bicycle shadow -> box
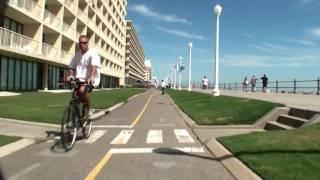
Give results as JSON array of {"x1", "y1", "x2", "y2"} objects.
[{"x1": 46, "y1": 130, "x2": 84, "y2": 153}]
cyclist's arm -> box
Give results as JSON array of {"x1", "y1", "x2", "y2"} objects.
[{"x1": 67, "y1": 68, "x2": 76, "y2": 81}]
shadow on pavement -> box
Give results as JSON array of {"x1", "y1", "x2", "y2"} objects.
[{"x1": 153, "y1": 147, "x2": 234, "y2": 162}]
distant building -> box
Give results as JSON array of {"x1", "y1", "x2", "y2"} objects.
[
  {"x1": 144, "y1": 60, "x2": 152, "y2": 82},
  {"x1": 125, "y1": 20, "x2": 145, "y2": 86},
  {"x1": 0, "y1": 0, "x2": 127, "y2": 91}
]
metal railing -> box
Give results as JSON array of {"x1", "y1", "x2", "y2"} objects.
[
  {"x1": 0, "y1": 27, "x2": 39, "y2": 55},
  {"x1": 192, "y1": 79, "x2": 320, "y2": 95}
]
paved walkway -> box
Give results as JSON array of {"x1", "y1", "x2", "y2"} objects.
[
  {"x1": 0, "y1": 90, "x2": 235, "y2": 180},
  {"x1": 193, "y1": 88, "x2": 320, "y2": 111}
]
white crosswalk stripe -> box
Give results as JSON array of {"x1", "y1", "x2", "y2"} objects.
[
  {"x1": 174, "y1": 129, "x2": 195, "y2": 143},
  {"x1": 82, "y1": 130, "x2": 107, "y2": 144},
  {"x1": 146, "y1": 130, "x2": 163, "y2": 144},
  {"x1": 111, "y1": 130, "x2": 134, "y2": 144}
]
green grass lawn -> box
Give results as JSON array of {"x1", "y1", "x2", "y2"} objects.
[
  {"x1": 0, "y1": 135, "x2": 21, "y2": 147},
  {"x1": 0, "y1": 89, "x2": 145, "y2": 124},
  {"x1": 218, "y1": 123, "x2": 320, "y2": 180},
  {"x1": 167, "y1": 90, "x2": 283, "y2": 125}
]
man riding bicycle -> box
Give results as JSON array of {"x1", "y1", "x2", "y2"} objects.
[{"x1": 67, "y1": 35, "x2": 101, "y2": 118}]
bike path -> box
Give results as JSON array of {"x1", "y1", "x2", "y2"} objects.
[{"x1": 1, "y1": 89, "x2": 234, "y2": 180}]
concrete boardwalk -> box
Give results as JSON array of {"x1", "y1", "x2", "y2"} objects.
[
  {"x1": 194, "y1": 89, "x2": 320, "y2": 111},
  {"x1": 0, "y1": 90, "x2": 235, "y2": 180}
]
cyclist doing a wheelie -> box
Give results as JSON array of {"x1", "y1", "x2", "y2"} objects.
[{"x1": 67, "y1": 35, "x2": 101, "y2": 117}]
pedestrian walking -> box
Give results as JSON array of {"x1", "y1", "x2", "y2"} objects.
[
  {"x1": 260, "y1": 74, "x2": 269, "y2": 93},
  {"x1": 161, "y1": 80, "x2": 166, "y2": 95},
  {"x1": 202, "y1": 76, "x2": 208, "y2": 90},
  {"x1": 250, "y1": 76, "x2": 258, "y2": 92}
]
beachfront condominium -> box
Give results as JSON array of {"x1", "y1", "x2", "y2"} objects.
[
  {"x1": 0, "y1": 0, "x2": 127, "y2": 91},
  {"x1": 125, "y1": 20, "x2": 145, "y2": 86}
]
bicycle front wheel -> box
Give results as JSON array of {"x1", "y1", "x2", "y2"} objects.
[
  {"x1": 61, "y1": 105, "x2": 78, "y2": 151},
  {"x1": 82, "y1": 105, "x2": 92, "y2": 139}
]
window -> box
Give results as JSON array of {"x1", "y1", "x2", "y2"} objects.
[
  {"x1": 27, "y1": 62, "x2": 33, "y2": 90},
  {"x1": 0, "y1": 56, "x2": 7, "y2": 90},
  {"x1": 7, "y1": 58, "x2": 15, "y2": 91},
  {"x1": 21, "y1": 61, "x2": 27, "y2": 90},
  {"x1": 15, "y1": 60, "x2": 21, "y2": 90}
]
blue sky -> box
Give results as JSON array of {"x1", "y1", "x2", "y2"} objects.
[{"x1": 127, "y1": 0, "x2": 320, "y2": 84}]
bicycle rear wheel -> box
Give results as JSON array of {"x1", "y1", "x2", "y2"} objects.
[
  {"x1": 82, "y1": 105, "x2": 92, "y2": 139},
  {"x1": 61, "y1": 105, "x2": 78, "y2": 150}
]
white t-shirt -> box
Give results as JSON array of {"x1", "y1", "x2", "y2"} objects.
[
  {"x1": 161, "y1": 82, "x2": 166, "y2": 88},
  {"x1": 69, "y1": 48, "x2": 101, "y2": 87},
  {"x1": 203, "y1": 78, "x2": 208, "y2": 86}
]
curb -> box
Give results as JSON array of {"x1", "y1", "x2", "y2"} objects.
[
  {"x1": 167, "y1": 94, "x2": 262, "y2": 180},
  {"x1": 0, "y1": 138, "x2": 36, "y2": 159}
]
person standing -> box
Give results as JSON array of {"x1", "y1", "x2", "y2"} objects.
[
  {"x1": 260, "y1": 74, "x2": 269, "y2": 93},
  {"x1": 202, "y1": 76, "x2": 208, "y2": 90},
  {"x1": 242, "y1": 76, "x2": 249, "y2": 92},
  {"x1": 250, "y1": 76, "x2": 258, "y2": 92}
]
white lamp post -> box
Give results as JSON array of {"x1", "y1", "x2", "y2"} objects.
[
  {"x1": 171, "y1": 66, "x2": 174, "y2": 89},
  {"x1": 188, "y1": 42, "x2": 193, "y2": 91},
  {"x1": 178, "y1": 56, "x2": 182, "y2": 90},
  {"x1": 174, "y1": 64, "x2": 177, "y2": 90},
  {"x1": 213, "y1": 4, "x2": 222, "y2": 96}
]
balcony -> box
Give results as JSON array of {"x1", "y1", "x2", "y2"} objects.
[
  {"x1": 77, "y1": 9, "x2": 88, "y2": 24},
  {"x1": 62, "y1": 22, "x2": 75, "y2": 40},
  {"x1": 60, "y1": 50, "x2": 73, "y2": 65},
  {"x1": 0, "y1": 27, "x2": 40, "y2": 56},
  {"x1": 42, "y1": 43, "x2": 60, "y2": 60},
  {"x1": 7, "y1": 0, "x2": 42, "y2": 21},
  {"x1": 43, "y1": 10, "x2": 61, "y2": 32},
  {"x1": 63, "y1": 0, "x2": 76, "y2": 14}
]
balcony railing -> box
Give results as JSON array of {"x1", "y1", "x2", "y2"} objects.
[
  {"x1": 60, "y1": 50, "x2": 73, "y2": 64},
  {"x1": 44, "y1": 9, "x2": 61, "y2": 31},
  {"x1": 62, "y1": 22, "x2": 75, "y2": 39},
  {"x1": 63, "y1": 0, "x2": 76, "y2": 13},
  {"x1": 42, "y1": 43, "x2": 59, "y2": 60},
  {"x1": 77, "y1": 9, "x2": 88, "y2": 24},
  {"x1": 8, "y1": 0, "x2": 42, "y2": 20},
  {"x1": 0, "y1": 27, "x2": 39, "y2": 56}
]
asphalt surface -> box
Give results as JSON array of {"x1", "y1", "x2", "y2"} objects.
[{"x1": 0, "y1": 89, "x2": 234, "y2": 180}]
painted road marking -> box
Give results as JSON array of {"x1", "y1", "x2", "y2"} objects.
[
  {"x1": 8, "y1": 163, "x2": 41, "y2": 180},
  {"x1": 109, "y1": 147, "x2": 205, "y2": 154},
  {"x1": 85, "y1": 146, "x2": 205, "y2": 180},
  {"x1": 174, "y1": 129, "x2": 195, "y2": 143},
  {"x1": 92, "y1": 125, "x2": 131, "y2": 129},
  {"x1": 83, "y1": 130, "x2": 107, "y2": 144},
  {"x1": 152, "y1": 123, "x2": 175, "y2": 127},
  {"x1": 146, "y1": 130, "x2": 163, "y2": 144},
  {"x1": 111, "y1": 130, "x2": 134, "y2": 144},
  {"x1": 129, "y1": 93, "x2": 154, "y2": 127}
]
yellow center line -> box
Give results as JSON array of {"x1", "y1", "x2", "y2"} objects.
[
  {"x1": 129, "y1": 93, "x2": 154, "y2": 128},
  {"x1": 85, "y1": 152, "x2": 113, "y2": 180},
  {"x1": 85, "y1": 93, "x2": 154, "y2": 180}
]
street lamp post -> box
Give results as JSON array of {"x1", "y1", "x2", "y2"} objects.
[
  {"x1": 171, "y1": 66, "x2": 174, "y2": 89},
  {"x1": 174, "y1": 64, "x2": 177, "y2": 90},
  {"x1": 213, "y1": 4, "x2": 222, "y2": 96},
  {"x1": 178, "y1": 56, "x2": 182, "y2": 90},
  {"x1": 188, "y1": 42, "x2": 193, "y2": 92}
]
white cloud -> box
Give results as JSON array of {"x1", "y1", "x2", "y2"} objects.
[
  {"x1": 243, "y1": 33, "x2": 255, "y2": 38},
  {"x1": 298, "y1": 0, "x2": 316, "y2": 5},
  {"x1": 262, "y1": 43, "x2": 289, "y2": 51},
  {"x1": 129, "y1": 4, "x2": 191, "y2": 24},
  {"x1": 310, "y1": 27, "x2": 320, "y2": 37},
  {"x1": 221, "y1": 54, "x2": 320, "y2": 67},
  {"x1": 287, "y1": 38, "x2": 316, "y2": 46},
  {"x1": 154, "y1": 25, "x2": 204, "y2": 40}
]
